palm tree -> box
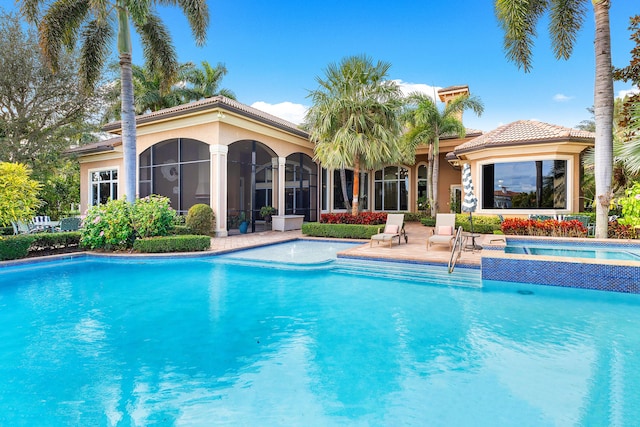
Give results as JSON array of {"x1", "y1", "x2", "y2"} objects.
[
  {"x1": 22, "y1": 0, "x2": 209, "y2": 203},
  {"x1": 186, "y1": 61, "x2": 236, "y2": 100},
  {"x1": 403, "y1": 93, "x2": 483, "y2": 216},
  {"x1": 305, "y1": 55, "x2": 405, "y2": 215},
  {"x1": 495, "y1": 0, "x2": 613, "y2": 238}
]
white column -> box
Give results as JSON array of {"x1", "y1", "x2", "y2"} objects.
[
  {"x1": 210, "y1": 144, "x2": 228, "y2": 237},
  {"x1": 271, "y1": 157, "x2": 279, "y2": 209},
  {"x1": 278, "y1": 157, "x2": 286, "y2": 215}
]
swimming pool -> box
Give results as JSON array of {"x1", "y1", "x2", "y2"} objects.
[
  {"x1": 505, "y1": 242, "x2": 640, "y2": 261},
  {"x1": 1, "y1": 243, "x2": 640, "y2": 426}
]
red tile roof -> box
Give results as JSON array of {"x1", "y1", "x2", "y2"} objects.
[{"x1": 453, "y1": 120, "x2": 595, "y2": 154}]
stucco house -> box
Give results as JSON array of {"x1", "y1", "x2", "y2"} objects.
[{"x1": 69, "y1": 86, "x2": 594, "y2": 236}]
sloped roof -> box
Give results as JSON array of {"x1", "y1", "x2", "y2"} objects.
[
  {"x1": 440, "y1": 128, "x2": 483, "y2": 140},
  {"x1": 66, "y1": 137, "x2": 122, "y2": 155},
  {"x1": 453, "y1": 120, "x2": 594, "y2": 155},
  {"x1": 102, "y1": 95, "x2": 309, "y2": 138}
]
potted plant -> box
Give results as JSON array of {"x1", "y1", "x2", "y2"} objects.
[
  {"x1": 238, "y1": 211, "x2": 249, "y2": 234},
  {"x1": 260, "y1": 206, "x2": 276, "y2": 223}
]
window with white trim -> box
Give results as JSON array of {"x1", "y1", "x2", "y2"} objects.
[{"x1": 90, "y1": 169, "x2": 118, "y2": 206}]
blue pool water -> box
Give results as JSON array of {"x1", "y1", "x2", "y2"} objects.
[
  {"x1": 1, "y1": 245, "x2": 640, "y2": 426},
  {"x1": 505, "y1": 243, "x2": 640, "y2": 261}
]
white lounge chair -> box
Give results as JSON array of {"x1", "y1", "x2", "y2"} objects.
[
  {"x1": 427, "y1": 213, "x2": 456, "y2": 250},
  {"x1": 370, "y1": 214, "x2": 407, "y2": 248}
]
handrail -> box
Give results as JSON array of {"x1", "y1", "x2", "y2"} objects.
[{"x1": 448, "y1": 226, "x2": 464, "y2": 274}]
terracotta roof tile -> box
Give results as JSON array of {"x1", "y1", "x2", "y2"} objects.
[
  {"x1": 66, "y1": 137, "x2": 122, "y2": 155},
  {"x1": 103, "y1": 96, "x2": 308, "y2": 138},
  {"x1": 453, "y1": 120, "x2": 594, "y2": 154}
]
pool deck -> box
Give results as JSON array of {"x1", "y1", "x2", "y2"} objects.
[{"x1": 211, "y1": 222, "x2": 488, "y2": 267}]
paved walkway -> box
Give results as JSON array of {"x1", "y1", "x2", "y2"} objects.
[{"x1": 210, "y1": 222, "x2": 492, "y2": 267}]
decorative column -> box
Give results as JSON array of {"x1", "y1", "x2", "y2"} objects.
[
  {"x1": 271, "y1": 157, "x2": 279, "y2": 208},
  {"x1": 278, "y1": 157, "x2": 286, "y2": 215},
  {"x1": 210, "y1": 144, "x2": 228, "y2": 237}
]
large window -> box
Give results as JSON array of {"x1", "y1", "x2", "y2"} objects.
[
  {"x1": 374, "y1": 166, "x2": 408, "y2": 211},
  {"x1": 90, "y1": 169, "x2": 118, "y2": 206},
  {"x1": 482, "y1": 160, "x2": 567, "y2": 209},
  {"x1": 139, "y1": 138, "x2": 210, "y2": 215},
  {"x1": 332, "y1": 169, "x2": 369, "y2": 211},
  {"x1": 416, "y1": 164, "x2": 428, "y2": 210}
]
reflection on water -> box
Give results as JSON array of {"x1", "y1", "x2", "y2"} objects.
[{"x1": 0, "y1": 256, "x2": 639, "y2": 425}]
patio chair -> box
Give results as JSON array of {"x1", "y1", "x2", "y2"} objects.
[
  {"x1": 427, "y1": 213, "x2": 456, "y2": 250},
  {"x1": 58, "y1": 217, "x2": 82, "y2": 232},
  {"x1": 14, "y1": 220, "x2": 38, "y2": 234},
  {"x1": 369, "y1": 214, "x2": 407, "y2": 248}
]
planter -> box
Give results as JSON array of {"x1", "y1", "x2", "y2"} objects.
[
  {"x1": 239, "y1": 221, "x2": 249, "y2": 234},
  {"x1": 271, "y1": 215, "x2": 304, "y2": 232}
]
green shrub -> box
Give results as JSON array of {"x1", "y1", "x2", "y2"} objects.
[
  {"x1": 81, "y1": 199, "x2": 135, "y2": 250},
  {"x1": 133, "y1": 235, "x2": 211, "y2": 253},
  {"x1": 131, "y1": 195, "x2": 176, "y2": 238},
  {"x1": 302, "y1": 222, "x2": 380, "y2": 239},
  {"x1": 186, "y1": 204, "x2": 215, "y2": 235},
  {"x1": 31, "y1": 232, "x2": 82, "y2": 250},
  {"x1": 172, "y1": 225, "x2": 193, "y2": 235},
  {"x1": 0, "y1": 162, "x2": 42, "y2": 226},
  {"x1": 617, "y1": 182, "x2": 640, "y2": 227},
  {"x1": 0, "y1": 227, "x2": 13, "y2": 236},
  {"x1": 420, "y1": 214, "x2": 501, "y2": 233},
  {"x1": 0, "y1": 235, "x2": 35, "y2": 260}
]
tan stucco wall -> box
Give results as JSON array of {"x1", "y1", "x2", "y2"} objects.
[{"x1": 78, "y1": 150, "x2": 124, "y2": 213}]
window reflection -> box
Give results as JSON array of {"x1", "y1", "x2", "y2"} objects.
[
  {"x1": 482, "y1": 160, "x2": 567, "y2": 209},
  {"x1": 374, "y1": 166, "x2": 408, "y2": 211}
]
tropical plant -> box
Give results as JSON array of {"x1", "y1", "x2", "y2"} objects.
[
  {"x1": 305, "y1": 55, "x2": 405, "y2": 215},
  {"x1": 130, "y1": 195, "x2": 176, "y2": 238},
  {"x1": 616, "y1": 182, "x2": 640, "y2": 227},
  {"x1": 81, "y1": 199, "x2": 135, "y2": 250},
  {"x1": 495, "y1": 0, "x2": 614, "y2": 238},
  {"x1": 0, "y1": 162, "x2": 42, "y2": 226},
  {"x1": 403, "y1": 92, "x2": 483, "y2": 216},
  {"x1": 23, "y1": 0, "x2": 209, "y2": 205},
  {"x1": 186, "y1": 61, "x2": 236, "y2": 100}
]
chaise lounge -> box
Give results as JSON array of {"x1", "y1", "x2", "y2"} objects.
[
  {"x1": 370, "y1": 214, "x2": 407, "y2": 248},
  {"x1": 427, "y1": 213, "x2": 456, "y2": 250}
]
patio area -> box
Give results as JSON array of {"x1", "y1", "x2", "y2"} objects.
[{"x1": 210, "y1": 221, "x2": 488, "y2": 267}]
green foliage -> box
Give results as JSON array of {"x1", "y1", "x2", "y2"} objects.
[
  {"x1": 0, "y1": 162, "x2": 43, "y2": 225},
  {"x1": 172, "y1": 225, "x2": 193, "y2": 235},
  {"x1": 0, "y1": 227, "x2": 13, "y2": 236},
  {"x1": 81, "y1": 199, "x2": 135, "y2": 250},
  {"x1": 260, "y1": 206, "x2": 276, "y2": 217},
  {"x1": 302, "y1": 223, "x2": 380, "y2": 239},
  {"x1": 133, "y1": 235, "x2": 211, "y2": 253},
  {"x1": 0, "y1": 235, "x2": 35, "y2": 260},
  {"x1": 618, "y1": 182, "x2": 640, "y2": 227},
  {"x1": 31, "y1": 232, "x2": 82, "y2": 250},
  {"x1": 186, "y1": 204, "x2": 215, "y2": 235},
  {"x1": 35, "y1": 160, "x2": 80, "y2": 220},
  {"x1": 131, "y1": 195, "x2": 176, "y2": 238},
  {"x1": 421, "y1": 214, "x2": 501, "y2": 233}
]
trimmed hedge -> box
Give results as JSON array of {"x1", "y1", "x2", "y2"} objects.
[
  {"x1": 0, "y1": 235, "x2": 36, "y2": 260},
  {"x1": 133, "y1": 235, "x2": 211, "y2": 253},
  {"x1": 421, "y1": 214, "x2": 501, "y2": 233},
  {"x1": 172, "y1": 225, "x2": 193, "y2": 235},
  {"x1": 302, "y1": 222, "x2": 380, "y2": 239},
  {"x1": 0, "y1": 226, "x2": 13, "y2": 236},
  {"x1": 31, "y1": 232, "x2": 82, "y2": 250}
]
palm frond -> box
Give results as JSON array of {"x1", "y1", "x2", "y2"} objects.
[
  {"x1": 549, "y1": 0, "x2": 586, "y2": 60},
  {"x1": 133, "y1": 12, "x2": 178, "y2": 92},
  {"x1": 79, "y1": 18, "x2": 114, "y2": 92},
  {"x1": 39, "y1": 0, "x2": 89, "y2": 72}
]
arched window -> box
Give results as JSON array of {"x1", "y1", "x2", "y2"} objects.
[
  {"x1": 139, "y1": 138, "x2": 210, "y2": 214},
  {"x1": 374, "y1": 166, "x2": 408, "y2": 211}
]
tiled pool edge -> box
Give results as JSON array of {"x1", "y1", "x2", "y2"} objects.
[{"x1": 482, "y1": 237, "x2": 640, "y2": 294}]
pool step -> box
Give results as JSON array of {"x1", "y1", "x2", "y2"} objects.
[{"x1": 332, "y1": 258, "x2": 482, "y2": 288}]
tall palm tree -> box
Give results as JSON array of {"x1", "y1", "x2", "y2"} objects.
[
  {"x1": 186, "y1": 61, "x2": 236, "y2": 100},
  {"x1": 403, "y1": 93, "x2": 483, "y2": 216},
  {"x1": 305, "y1": 55, "x2": 405, "y2": 215},
  {"x1": 495, "y1": 0, "x2": 613, "y2": 238},
  {"x1": 21, "y1": 0, "x2": 209, "y2": 203}
]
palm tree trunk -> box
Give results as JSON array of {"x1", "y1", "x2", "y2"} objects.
[
  {"x1": 120, "y1": 53, "x2": 137, "y2": 203},
  {"x1": 593, "y1": 0, "x2": 614, "y2": 238},
  {"x1": 117, "y1": 2, "x2": 137, "y2": 203},
  {"x1": 352, "y1": 157, "x2": 360, "y2": 216},
  {"x1": 427, "y1": 145, "x2": 434, "y2": 215},
  {"x1": 339, "y1": 168, "x2": 351, "y2": 211}
]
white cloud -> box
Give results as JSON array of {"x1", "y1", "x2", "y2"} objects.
[
  {"x1": 392, "y1": 80, "x2": 442, "y2": 101},
  {"x1": 618, "y1": 87, "x2": 639, "y2": 99},
  {"x1": 553, "y1": 93, "x2": 573, "y2": 102},
  {"x1": 251, "y1": 101, "x2": 308, "y2": 124}
]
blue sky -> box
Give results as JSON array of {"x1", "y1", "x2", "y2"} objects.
[{"x1": 17, "y1": 0, "x2": 640, "y2": 132}]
